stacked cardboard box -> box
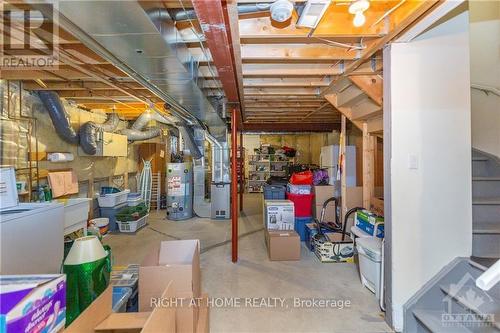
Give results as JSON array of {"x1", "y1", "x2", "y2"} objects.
[
  {"x1": 355, "y1": 210, "x2": 385, "y2": 238},
  {"x1": 264, "y1": 200, "x2": 300, "y2": 261},
  {"x1": 313, "y1": 185, "x2": 336, "y2": 223},
  {"x1": 139, "y1": 239, "x2": 208, "y2": 333}
]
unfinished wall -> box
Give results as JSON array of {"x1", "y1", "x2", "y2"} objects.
[
  {"x1": 384, "y1": 9, "x2": 472, "y2": 332},
  {"x1": 470, "y1": 1, "x2": 500, "y2": 157},
  {"x1": 250, "y1": 132, "x2": 339, "y2": 165},
  {"x1": 0, "y1": 80, "x2": 140, "y2": 198}
]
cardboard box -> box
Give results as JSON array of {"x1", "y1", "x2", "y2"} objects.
[
  {"x1": 314, "y1": 233, "x2": 355, "y2": 263},
  {"x1": 345, "y1": 186, "x2": 363, "y2": 209},
  {"x1": 65, "y1": 282, "x2": 176, "y2": 333},
  {"x1": 264, "y1": 200, "x2": 295, "y2": 230},
  {"x1": 196, "y1": 294, "x2": 210, "y2": 333},
  {"x1": 355, "y1": 210, "x2": 385, "y2": 238},
  {"x1": 313, "y1": 185, "x2": 336, "y2": 206},
  {"x1": 139, "y1": 240, "x2": 201, "y2": 333},
  {"x1": 313, "y1": 204, "x2": 336, "y2": 223},
  {"x1": 0, "y1": 275, "x2": 66, "y2": 333},
  {"x1": 265, "y1": 230, "x2": 301, "y2": 261}
]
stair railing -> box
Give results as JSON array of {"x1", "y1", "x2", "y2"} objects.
[
  {"x1": 471, "y1": 83, "x2": 500, "y2": 98},
  {"x1": 476, "y1": 258, "x2": 500, "y2": 291}
]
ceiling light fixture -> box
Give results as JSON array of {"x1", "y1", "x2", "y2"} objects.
[
  {"x1": 270, "y1": 0, "x2": 294, "y2": 23},
  {"x1": 349, "y1": 0, "x2": 370, "y2": 27}
]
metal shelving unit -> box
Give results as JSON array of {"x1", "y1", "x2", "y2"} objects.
[{"x1": 247, "y1": 153, "x2": 293, "y2": 193}]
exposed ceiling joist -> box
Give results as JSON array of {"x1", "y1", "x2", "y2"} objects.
[{"x1": 349, "y1": 75, "x2": 383, "y2": 106}]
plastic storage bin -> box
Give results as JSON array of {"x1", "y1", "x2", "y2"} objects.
[
  {"x1": 294, "y1": 216, "x2": 313, "y2": 241},
  {"x1": 101, "y1": 187, "x2": 121, "y2": 194},
  {"x1": 99, "y1": 202, "x2": 127, "y2": 232},
  {"x1": 305, "y1": 223, "x2": 330, "y2": 251},
  {"x1": 287, "y1": 183, "x2": 312, "y2": 195},
  {"x1": 97, "y1": 189, "x2": 130, "y2": 208},
  {"x1": 263, "y1": 184, "x2": 286, "y2": 200},
  {"x1": 127, "y1": 192, "x2": 143, "y2": 206},
  {"x1": 117, "y1": 214, "x2": 148, "y2": 233},
  {"x1": 111, "y1": 264, "x2": 139, "y2": 312},
  {"x1": 286, "y1": 192, "x2": 314, "y2": 217},
  {"x1": 112, "y1": 287, "x2": 132, "y2": 312},
  {"x1": 356, "y1": 237, "x2": 383, "y2": 300}
]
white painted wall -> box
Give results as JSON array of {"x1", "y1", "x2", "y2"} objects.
[
  {"x1": 384, "y1": 10, "x2": 472, "y2": 332},
  {"x1": 470, "y1": 1, "x2": 500, "y2": 157}
]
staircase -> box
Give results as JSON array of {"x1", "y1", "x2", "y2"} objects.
[
  {"x1": 472, "y1": 149, "x2": 500, "y2": 260},
  {"x1": 404, "y1": 258, "x2": 500, "y2": 332}
]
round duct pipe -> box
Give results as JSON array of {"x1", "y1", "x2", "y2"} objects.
[{"x1": 37, "y1": 91, "x2": 79, "y2": 145}]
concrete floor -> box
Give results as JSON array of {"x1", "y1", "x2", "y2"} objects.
[{"x1": 104, "y1": 194, "x2": 391, "y2": 333}]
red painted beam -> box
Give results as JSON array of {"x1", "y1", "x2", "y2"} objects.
[
  {"x1": 242, "y1": 122, "x2": 340, "y2": 132},
  {"x1": 231, "y1": 108, "x2": 239, "y2": 263},
  {"x1": 192, "y1": 0, "x2": 240, "y2": 104},
  {"x1": 239, "y1": 131, "x2": 243, "y2": 212}
]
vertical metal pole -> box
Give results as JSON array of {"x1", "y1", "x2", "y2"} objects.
[
  {"x1": 231, "y1": 108, "x2": 238, "y2": 263},
  {"x1": 239, "y1": 131, "x2": 243, "y2": 212}
]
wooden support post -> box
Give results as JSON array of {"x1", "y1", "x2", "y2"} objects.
[
  {"x1": 362, "y1": 122, "x2": 375, "y2": 209},
  {"x1": 340, "y1": 115, "x2": 347, "y2": 220},
  {"x1": 231, "y1": 109, "x2": 238, "y2": 263},
  {"x1": 123, "y1": 172, "x2": 129, "y2": 189}
]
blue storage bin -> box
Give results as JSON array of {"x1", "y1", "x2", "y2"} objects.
[
  {"x1": 294, "y1": 216, "x2": 313, "y2": 241},
  {"x1": 355, "y1": 218, "x2": 384, "y2": 238},
  {"x1": 305, "y1": 223, "x2": 330, "y2": 251},
  {"x1": 99, "y1": 202, "x2": 128, "y2": 232},
  {"x1": 263, "y1": 184, "x2": 286, "y2": 200}
]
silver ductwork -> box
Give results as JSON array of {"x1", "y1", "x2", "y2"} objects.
[
  {"x1": 37, "y1": 91, "x2": 79, "y2": 145},
  {"x1": 205, "y1": 132, "x2": 223, "y2": 183},
  {"x1": 121, "y1": 108, "x2": 177, "y2": 141},
  {"x1": 168, "y1": 3, "x2": 272, "y2": 22},
  {"x1": 37, "y1": 91, "x2": 120, "y2": 155},
  {"x1": 94, "y1": 113, "x2": 119, "y2": 132},
  {"x1": 178, "y1": 126, "x2": 203, "y2": 159},
  {"x1": 52, "y1": 1, "x2": 227, "y2": 143},
  {"x1": 121, "y1": 128, "x2": 162, "y2": 141}
]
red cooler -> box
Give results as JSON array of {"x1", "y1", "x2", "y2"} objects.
[{"x1": 286, "y1": 192, "x2": 314, "y2": 217}]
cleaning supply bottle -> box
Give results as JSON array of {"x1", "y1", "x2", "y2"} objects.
[{"x1": 38, "y1": 186, "x2": 45, "y2": 202}]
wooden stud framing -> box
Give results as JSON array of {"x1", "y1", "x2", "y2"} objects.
[{"x1": 362, "y1": 122, "x2": 376, "y2": 209}]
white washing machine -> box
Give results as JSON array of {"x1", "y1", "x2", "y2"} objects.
[{"x1": 0, "y1": 168, "x2": 64, "y2": 274}]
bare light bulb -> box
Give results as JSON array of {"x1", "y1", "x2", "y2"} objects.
[{"x1": 353, "y1": 12, "x2": 366, "y2": 27}]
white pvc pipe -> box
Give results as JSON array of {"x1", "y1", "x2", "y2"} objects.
[{"x1": 476, "y1": 259, "x2": 500, "y2": 291}]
